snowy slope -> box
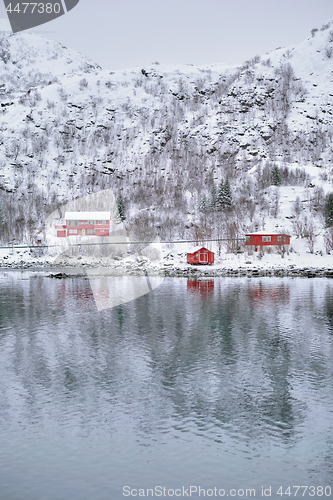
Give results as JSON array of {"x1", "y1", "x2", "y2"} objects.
[
  {"x1": 0, "y1": 16, "x2": 333, "y2": 262},
  {"x1": 0, "y1": 17, "x2": 100, "y2": 95}
]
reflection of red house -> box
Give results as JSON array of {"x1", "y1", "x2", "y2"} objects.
[
  {"x1": 187, "y1": 279, "x2": 214, "y2": 294},
  {"x1": 248, "y1": 284, "x2": 290, "y2": 304},
  {"x1": 187, "y1": 247, "x2": 214, "y2": 265},
  {"x1": 245, "y1": 233, "x2": 290, "y2": 252},
  {"x1": 55, "y1": 212, "x2": 111, "y2": 237},
  {"x1": 56, "y1": 281, "x2": 94, "y2": 307}
]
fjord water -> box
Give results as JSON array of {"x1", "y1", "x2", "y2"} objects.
[{"x1": 0, "y1": 272, "x2": 332, "y2": 500}]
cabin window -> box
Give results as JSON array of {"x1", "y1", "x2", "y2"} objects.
[
  {"x1": 267, "y1": 236, "x2": 271, "y2": 242},
  {"x1": 196, "y1": 254, "x2": 199, "y2": 259},
  {"x1": 246, "y1": 236, "x2": 250, "y2": 242},
  {"x1": 278, "y1": 236, "x2": 282, "y2": 242},
  {"x1": 262, "y1": 236, "x2": 267, "y2": 242}
]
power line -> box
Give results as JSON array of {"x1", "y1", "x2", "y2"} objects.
[{"x1": 0, "y1": 238, "x2": 245, "y2": 250}]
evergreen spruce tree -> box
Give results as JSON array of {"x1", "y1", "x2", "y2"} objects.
[
  {"x1": 223, "y1": 179, "x2": 233, "y2": 209},
  {"x1": 217, "y1": 179, "x2": 233, "y2": 211},
  {"x1": 199, "y1": 195, "x2": 209, "y2": 213},
  {"x1": 117, "y1": 194, "x2": 126, "y2": 222},
  {"x1": 325, "y1": 193, "x2": 333, "y2": 227},
  {"x1": 210, "y1": 185, "x2": 218, "y2": 211},
  {"x1": 216, "y1": 180, "x2": 224, "y2": 211},
  {"x1": 271, "y1": 165, "x2": 282, "y2": 186}
]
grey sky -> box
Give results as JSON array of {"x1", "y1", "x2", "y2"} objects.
[{"x1": 0, "y1": 0, "x2": 332, "y2": 70}]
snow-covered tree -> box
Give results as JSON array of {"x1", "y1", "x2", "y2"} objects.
[
  {"x1": 117, "y1": 194, "x2": 126, "y2": 222},
  {"x1": 325, "y1": 193, "x2": 333, "y2": 227},
  {"x1": 217, "y1": 179, "x2": 233, "y2": 211},
  {"x1": 271, "y1": 165, "x2": 282, "y2": 186},
  {"x1": 199, "y1": 195, "x2": 209, "y2": 213}
]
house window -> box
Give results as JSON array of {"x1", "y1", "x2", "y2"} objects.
[
  {"x1": 102, "y1": 220, "x2": 106, "y2": 224},
  {"x1": 278, "y1": 236, "x2": 282, "y2": 242},
  {"x1": 88, "y1": 229, "x2": 95, "y2": 234},
  {"x1": 267, "y1": 236, "x2": 271, "y2": 242},
  {"x1": 69, "y1": 229, "x2": 77, "y2": 234},
  {"x1": 196, "y1": 254, "x2": 199, "y2": 259},
  {"x1": 262, "y1": 236, "x2": 267, "y2": 242},
  {"x1": 246, "y1": 236, "x2": 251, "y2": 242}
]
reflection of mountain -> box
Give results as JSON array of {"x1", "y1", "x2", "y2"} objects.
[
  {"x1": 1, "y1": 275, "x2": 333, "y2": 500},
  {"x1": 3, "y1": 276, "x2": 333, "y2": 450},
  {"x1": 3, "y1": 273, "x2": 333, "y2": 500},
  {"x1": 325, "y1": 282, "x2": 333, "y2": 333}
]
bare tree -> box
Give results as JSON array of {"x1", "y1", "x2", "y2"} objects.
[
  {"x1": 324, "y1": 227, "x2": 333, "y2": 254},
  {"x1": 305, "y1": 218, "x2": 316, "y2": 253},
  {"x1": 271, "y1": 187, "x2": 280, "y2": 218}
]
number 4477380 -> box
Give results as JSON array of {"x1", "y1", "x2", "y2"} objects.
[
  {"x1": 6, "y1": 3, "x2": 61, "y2": 14},
  {"x1": 277, "y1": 486, "x2": 331, "y2": 496}
]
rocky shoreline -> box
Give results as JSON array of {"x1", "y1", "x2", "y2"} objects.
[
  {"x1": 162, "y1": 266, "x2": 333, "y2": 278},
  {"x1": 1, "y1": 260, "x2": 333, "y2": 278}
]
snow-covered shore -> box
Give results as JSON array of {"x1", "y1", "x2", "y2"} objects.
[{"x1": 1, "y1": 246, "x2": 333, "y2": 278}]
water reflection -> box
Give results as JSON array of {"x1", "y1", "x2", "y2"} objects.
[
  {"x1": 246, "y1": 282, "x2": 290, "y2": 305},
  {"x1": 0, "y1": 274, "x2": 333, "y2": 495},
  {"x1": 325, "y1": 281, "x2": 333, "y2": 333},
  {"x1": 187, "y1": 278, "x2": 214, "y2": 295},
  {"x1": 86, "y1": 272, "x2": 164, "y2": 311}
]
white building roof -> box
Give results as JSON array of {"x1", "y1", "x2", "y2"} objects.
[
  {"x1": 245, "y1": 231, "x2": 290, "y2": 236},
  {"x1": 65, "y1": 212, "x2": 111, "y2": 220}
]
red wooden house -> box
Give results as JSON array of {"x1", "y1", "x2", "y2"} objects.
[
  {"x1": 187, "y1": 246, "x2": 214, "y2": 265},
  {"x1": 55, "y1": 212, "x2": 111, "y2": 237},
  {"x1": 245, "y1": 232, "x2": 290, "y2": 252}
]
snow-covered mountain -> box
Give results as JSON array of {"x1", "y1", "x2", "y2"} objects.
[{"x1": 0, "y1": 16, "x2": 333, "y2": 257}]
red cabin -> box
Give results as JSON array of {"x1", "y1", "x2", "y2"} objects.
[
  {"x1": 245, "y1": 232, "x2": 290, "y2": 252},
  {"x1": 55, "y1": 212, "x2": 111, "y2": 237},
  {"x1": 187, "y1": 246, "x2": 214, "y2": 265}
]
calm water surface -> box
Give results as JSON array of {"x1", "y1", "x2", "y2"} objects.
[{"x1": 0, "y1": 272, "x2": 333, "y2": 499}]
